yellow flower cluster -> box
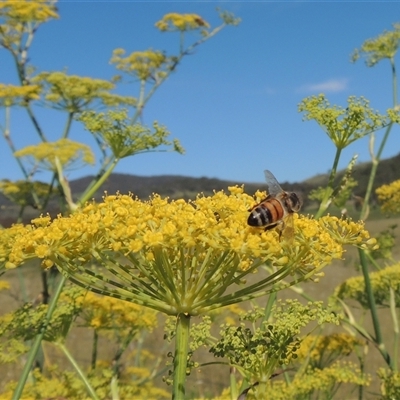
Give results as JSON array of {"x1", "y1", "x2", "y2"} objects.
[
  {"x1": 376, "y1": 179, "x2": 400, "y2": 215},
  {"x1": 71, "y1": 291, "x2": 157, "y2": 333},
  {"x1": 378, "y1": 368, "x2": 400, "y2": 399},
  {"x1": 0, "y1": 83, "x2": 41, "y2": 106},
  {"x1": 334, "y1": 263, "x2": 400, "y2": 308},
  {"x1": 0, "y1": 0, "x2": 58, "y2": 24},
  {"x1": 3, "y1": 188, "x2": 376, "y2": 315},
  {"x1": 298, "y1": 94, "x2": 390, "y2": 150},
  {"x1": 0, "y1": 365, "x2": 170, "y2": 400},
  {"x1": 0, "y1": 179, "x2": 52, "y2": 207},
  {"x1": 351, "y1": 23, "x2": 400, "y2": 66},
  {"x1": 14, "y1": 138, "x2": 95, "y2": 172},
  {"x1": 155, "y1": 13, "x2": 210, "y2": 32},
  {"x1": 31, "y1": 71, "x2": 136, "y2": 111},
  {"x1": 111, "y1": 49, "x2": 169, "y2": 82},
  {"x1": 241, "y1": 361, "x2": 370, "y2": 400},
  {"x1": 0, "y1": 0, "x2": 58, "y2": 57},
  {"x1": 0, "y1": 224, "x2": 32, "y2": 273},
  {"x1": 295, "y1": 333, "x2": 363, "y2": 365},
  {"x1": 0, "y1": 280, "x2": 10, "y2": 291}
]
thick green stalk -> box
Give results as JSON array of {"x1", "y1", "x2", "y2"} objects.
[
  {"x1": 354, "y1": 54, "x2": 397, "y2": 369},
  {"x1": 110, "y1": 375, "x2": 120, "y2": 400},
  {"x1": 58, "y1": 342, "x2": 100, "y2": 400},
  {"x1": 229, "y1": 366, "x2": 238, "y2": 400},
  {"x1": 358, "y1": 249, "x2": 392, "y2": 368},
  {"x1": 172, "y1": 313, "x2": 191, "y2": 400},
  {"x1": 12, "y1": 274, "x2": 67, "y2": 400}
]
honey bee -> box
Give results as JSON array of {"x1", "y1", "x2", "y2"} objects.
[{"x1": 247, "y1": 170, "x2": 302, "y2": 238}]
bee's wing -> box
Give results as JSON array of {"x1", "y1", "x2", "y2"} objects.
[
  {"x1": 264, "y1": 170, "x2": 283, "y2": 196},
  {"x1": 282, "y1": 213, "x2": 295, "y2": 243}
]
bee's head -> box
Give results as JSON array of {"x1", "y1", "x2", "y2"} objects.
[{"x1": 288, "y1": 192, "x2": 302, "y2": 213}]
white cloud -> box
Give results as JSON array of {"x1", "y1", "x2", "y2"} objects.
[{"x1": 297, "y1": 78, "x2": 349, "y2": 94}]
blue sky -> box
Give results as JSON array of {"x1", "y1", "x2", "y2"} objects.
[{"x1": 1, "y1": 1, "x2": 400, "y2": 186}]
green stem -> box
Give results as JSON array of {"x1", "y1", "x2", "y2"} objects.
[
  {"x1": 62, "y1": 112, "x2": 74, "y2": 139},
  {"x1": 25, "y1": 103, "x2": 47, "y2": 142},
  {"x1": 314, "y1": 147, "x2": 342, "y2": 219},
  {"x1": 12, "y1": 44, "x2": 48, "y2": 143},
  {"x1": 110, "y1": 375, "x2": 120, "y2": 400},
  {"x1": 359, "y1": 123, "x2": 393, "y2": 220},
  {"x1": 112, "y1": 327, "x2": 138, "y2": 376},
  {"x1": 77, "y1": 156, "x2": 120, "y2": 206},
  {"x1": 229, "y1": 366, "x2": 238, "y2": 400},
  {"x1": 390, "y1": 57, "x2": 397, "y2": 106},
  {"x1": 131, "y1": 23, "x2": 227, "y2": 125},
  {"x1": 357, "y1": 345, "x2": 365, "y2": 400},
  {"x1": 2, "y1": 107, "x2": 42, "y2": 208},
  {"x1": 172, "y1": 313, "x2": 191, "y2": 400},
  {"x1": 358, "y1": 248, "x2": 392, "y2": 368},
  {"x1": 58, "y1": 342, "x2": 100, "y2": 400},
  {"x1": 12, "y1": 274, "x2": 68, "y2": 400},
  {"x1": 389, "y1": 288, "x2": 399, "y2": 371},
  {"x1": 288, "y1": 284, "x2": 316, "y2": 302},
  {"x1": 262, "y1": 292, "x2": 276, "y2": 324},
  {"x1": 91, "y1": 330, "x2": 98, "y2": 370},
  {"x1": 41, "y1": 174, "x2": 57, "y2": 211}
]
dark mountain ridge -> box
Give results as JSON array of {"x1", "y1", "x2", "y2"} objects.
[{"x1": 1, "y1": 152, "x2": 400, "y2": 226}]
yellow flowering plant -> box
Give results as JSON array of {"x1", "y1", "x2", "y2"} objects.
[
  {"x1": 0, "y1": 3, "x2": 243, "y2": 398},
  {"x1": 292, "y1": 22, "x2": 400, "y2": 399},
  {"x1": 209, "y1": 301, "x2": 341, "y2": 398},
  {"x1": 1, "y1": 3, "x2": 399, "y2": 399},
  {"x1": 3, "y1": 187, "x2": 376, "y2": 398},
  {"x1": 0, "y1": 284, "x2": 165, "y2": 399},
  {"x1": 239, "y1": 361, "x2": 370, "y2": 400},
  {"x1": 298, "y1": 95, "x2": 398, "y2": 219}
]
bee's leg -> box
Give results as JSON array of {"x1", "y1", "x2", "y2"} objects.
[
  {"x1": 264, "y1": 223, "x2": 278, "y2": 231},
  {"x1": 277, "y1": 220, "x2": 285, "y2": 241},
  {"x1": 265, "y1": 220, "x2": 285, "y2": 241}
]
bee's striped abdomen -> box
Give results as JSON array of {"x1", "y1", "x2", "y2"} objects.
[{"x1": 247, "y1": 197, "x2": 284, "y2": 227}]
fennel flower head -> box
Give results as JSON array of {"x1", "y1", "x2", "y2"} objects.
[{"x1": 5, "y1": 187, "x2": 376, "y2": 315}]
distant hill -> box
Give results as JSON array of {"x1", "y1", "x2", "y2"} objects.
[
  {"x1": 69, "y1": 152, "x2": 400, "y2": 203},
  {"x1": 68, "y1": 173, "x2": 312, "y2": 203},
  {"x1": 303, "y1": 152, "x2": 400, "y2": 195},
  {"x1": 1, "y1": 152, "x2": 400, "y2": 226}
]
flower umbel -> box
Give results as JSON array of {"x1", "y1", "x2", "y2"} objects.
[
  {"x1": 351, "y1": 22, "x2": 400, "y2": 66},
  {"x1": 333, "y1": 263, "x2": 400, "y2": 308},
  {"x1": 376, "y1": 179, "x2": 400, "y2": 215},
  {"x1": 210, "y1": 301, "x2": 340, "y2": 384},
  {"x1": 6, "y1": 187, "x2": 375, "y2": 316},
  {"x1": 155, "y1": 13, "x2": 210, "y2": 32},
  {"x1": 298, "y1": 94, "x2": 391, "y2": 149},
  {"x1": 14, "y1": 138, "x2": 95, "y2": 172}
]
